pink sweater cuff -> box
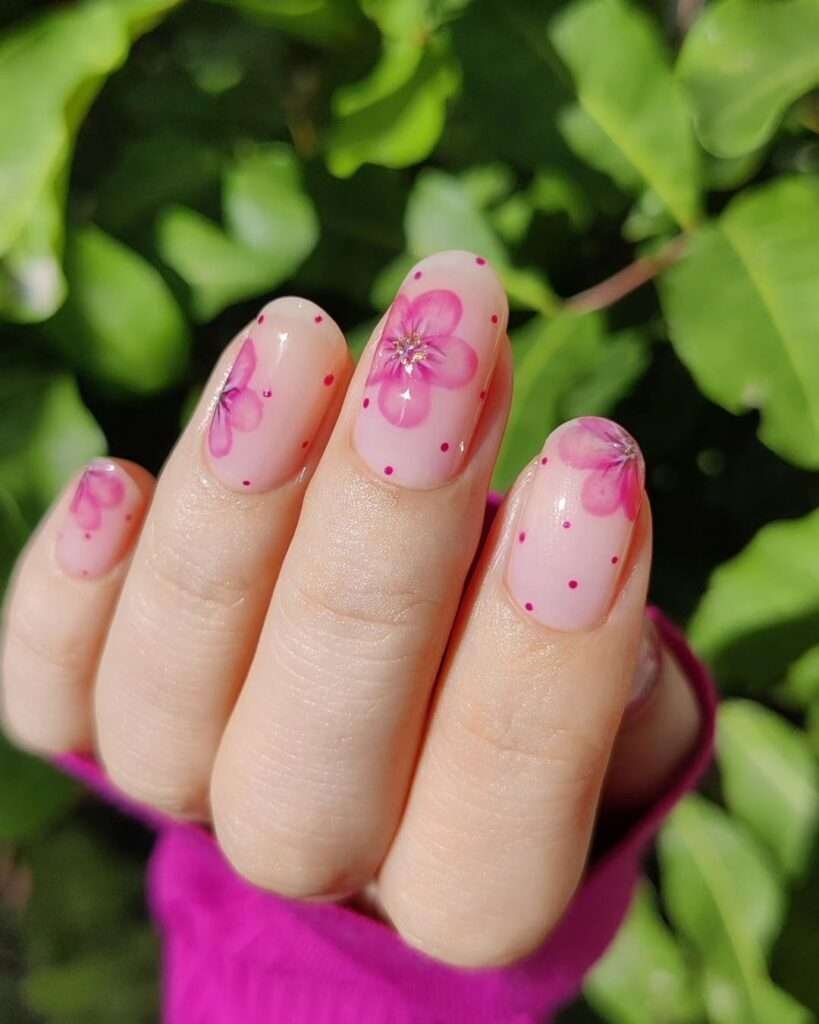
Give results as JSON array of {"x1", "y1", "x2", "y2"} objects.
[{"x1": 56, "y1": 609, "x2": 715, "y2": 1024}]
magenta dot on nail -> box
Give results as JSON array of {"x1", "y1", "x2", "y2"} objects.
[
  {"x1": 541, "y1": 456, "x2": 548, "y2": 465},
  {"x1": 525, "y1": 602, "x2": 534, "y2": 612},
  {"x1": 519, "y1": 531, "x2": 526, "y2": 543},
  {"x1": 569, "y1": 579, "x2": 579, "y2": 589},
  {"x1": 243, "y1": 480, "x2": 251, "y2": 487},
  {"x1": 125, "y1": 514, "x2": 133, "y2": 522},
  {"x1": 301, "y1": 440, "x2": 309, "y2": 449},
  {"x1": 440, "y1": 441, "x2": 450, "y2": 452},
  {"x1": 315, "y1": 314, "x2": 323, "y2": 323},
  {"x1": 384, "y1": 465, "x2": 394, "y2": 476},
  {"x1": 414, "y1": 270, "x2": 422, "y2": 280},
  {"x1": 476, "y1": 256, "x2": 487, "y2": 265},
  {"x1": 81, "y1": 570, "x2": 89, "y2": 577},
  {"x1": 363, "y1": 397, "x2": 370, "y2": 408},
  {"x1": 611, "y1": 555, "x2": 619, "y2": 564},
  {"x1": 563, "y1": 520, "x2": 571, "y2": 529},
  {"x1": 324, "y1": 374, "x2": 335, "y2": 386},
  {"x1": 263, "y1": 389, "x2": 272, "y2": 398},
  {"x1": 480, "y1": 390, "x2": 487, "y2": 400},
  {"x1": 491, "y1": 314, "x2": 499, "y2": 324},
  {"x1": 257, "y1": 314, "x2": 265, "y2": 324}
]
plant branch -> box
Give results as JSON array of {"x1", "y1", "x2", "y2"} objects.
[{"x1": 565, "y1": 235, "x2": 688, "y2": 314}]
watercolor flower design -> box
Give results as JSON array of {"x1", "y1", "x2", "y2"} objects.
[
  {"x1": 209, "y1": 339, "x2": 263, "y2": 458},
  {"x1": 70, "y1": 464, "x2": 125, "y2": 531},
  {"x1": 366, "y1": 289, "x2": 478, "y2": 428},
  {"x1": 557, "y1": 417, "x2": 644, "y2": 521}
]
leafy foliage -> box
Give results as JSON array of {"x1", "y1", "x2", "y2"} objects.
[{"x1": 0, "y1": 0, "x2": 818, "y2": 1021}]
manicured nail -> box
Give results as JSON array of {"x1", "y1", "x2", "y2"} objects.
[
  {"x1": 353, "y1": 250, "x2": 507, "y2": 489},
  {"x1": 506, "y1": 417, "x2": 645, "y2": 631},
  {"x1": 56, "y1": 461, "x2": 143, "y2": 580},
  {"x1": 626, "y1": 618, "x2": 662, "y2": 712},
  {"x1": 205, "y1": 297, "x2": 347, "y2": 493}
]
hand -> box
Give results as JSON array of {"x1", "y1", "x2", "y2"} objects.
[{"x1": 1, "y1": 251, "x2": 701, "y2": 968}]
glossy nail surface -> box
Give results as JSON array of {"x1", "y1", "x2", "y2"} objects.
[
  {"x1": 56, "y1": 461, "x2": 143, "y2": 579},
  {"x1": 507, "y1": 417, "x2": 645, "y2": 631},
  {"x1": 205, "y1": 297, "x2": 347, "y2": 493},
  {"x1": 353, "y1": 250, "x2": 507, "y2": 489}
]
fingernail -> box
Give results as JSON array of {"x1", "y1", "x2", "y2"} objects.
[
  {"x1": 56, "y1": 460, "x2": 143, "y2": 580},
  {"x1": 626, "y1": 617, "x2": 662, "y2": 712},
  {"x1": 353, "y1": 250, "x2": 507, "y2": 489},
  {"x1": 205, "y1": 297, "x2": 347, "y2": 493},
  {"x1": 506, "y1": 417, "x2": 645, "y2": 631}
]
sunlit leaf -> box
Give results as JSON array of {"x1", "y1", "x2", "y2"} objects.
[
  {"x1": 0, "y1": 736, "x2": 78, "y2": 843},
  {"x1": 550, "y1": 0, "x2": 701, "y2": 228},
  {"x1": 678, "y1": 0, "x2": 819, "y2": 158},
  {"x1": 660, "y1": 176, "x2": 819, "y2": 469},
  {"x1": 46, "y1": 226, "x2": 190, "y2": 394}
]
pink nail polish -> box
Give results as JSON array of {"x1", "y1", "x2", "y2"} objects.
[
  {"x1": 353, "y1": 250, "x2": 507, "y2": 489},
  {"x1": 56, "y1": 461, "x2": 142, "y2": 580},
  {"x1": 205, "y1": 298, "x2": 347, "y2": 493},
  {"x1": 506, "y1": 417, "x2": 645, "y2": 631}
]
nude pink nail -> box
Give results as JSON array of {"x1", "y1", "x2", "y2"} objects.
[
  {"x1": 353, "y1": 250, "x2": 507, "y2": 489},
  {"x1": 506, "y1": 417, "x2": 645, "y2": 631},
  {"x1": 205, "y1": 297, "x2": 347, "y2": 493},
  {"x1": 56, "y1": 460, "x2": 143, "y2": 580}
]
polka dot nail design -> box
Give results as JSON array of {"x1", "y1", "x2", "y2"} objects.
[
  {"x1": 56, "y1": 460, "x2": 143, "y2": 580},
  {"x1": 353, "y1": 250, "x2": 506, "y2": 489},
  {"x1": 205, "y1": 297, "x2": 347, "y2": 494},
  {"x1": 506, "y1": 417, "x2": 645, "y2": 631}
]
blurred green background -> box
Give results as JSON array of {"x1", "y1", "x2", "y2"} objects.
[{"x1": 1, "y1": 0, "x2": 818, "y2": 1021}]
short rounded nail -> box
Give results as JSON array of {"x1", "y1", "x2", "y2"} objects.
[
  {"x1": 205, "y1": 297, "x2": 347, "y2": 494},
  {"x1": 353, "y1": 250, "x2": 507, "y2": 489},
  {"x1": 56, "y1": 460, "x2": 144, "y2": 580},
  {"x1": 506, "y1": 417, "x2": 645, "y2": 631},
  {"x1": 626, "y1": 617, "x2": 662, "y2": 712}
]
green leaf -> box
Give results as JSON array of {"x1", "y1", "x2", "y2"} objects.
[
  {"x1": 326, "y1": 24, "x2": 459, "y2": 177},
  {"x1": 494, "y1": 312, "x2": 648, "y2": 490},
  {"x1": 46, "y1": 226, "x2": 190, "y2": 395},
  {"x1": 659, "y1": 795, "x2": 795, "y2": 1024},
  {"x1": 550, "y1": 0, "x2": 701, "y2": 228},
  {"x1": 158, "y1": 144, "x2": 318, "y2": 320},
  {"x1": 688, "y1": 510, "x2": 819, "y2": 693},
  {"x1": 398, "y1": 168, "x2": 558, "y2": 315},
  {"x1": 0, "y1": 0, "x2": 183, "y2": 322},
  {"x1": 678, "y1": 0, "x2": 819, "y2": 159},
  {"x1": 780, "y1": 645, "x2": 819, "y2": 710},
  {"x1": 214, "y1": 0, "x2": 364, "y2": 44},
  {"x1": 0, "y1": 485, "x2": 28, "y2": 595},
  {"x1": 0, "y1": 370, "x2": 105, "y2": 514},
  {"x1": 584, "y1": 880, "x2": 703, "y2": 1024},
  {"x1": 718, "y1": 700, "x2": 819, "y2": 879},
  {"x1": 0, "y1": 736, "x2": 78, "y2": 842},
  {"x1": 660, "y1": 176, "x2": 819, "y2": 470}
]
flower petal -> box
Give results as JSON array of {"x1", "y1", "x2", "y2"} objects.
[
  {"x1": 557, "y1": 419, "x2": 614, "y2": 470},
  {"x1": 367, "y1": 295, "x2": 411, "y2": 385},
  {"x1": 423, "y1": 334, "x2": 478, "y2": 389},
  {"x1": 84, "y1": 468, "x2": 125, "y2": 509},
  {"x1": 581, "y1": 465, "x2": 626, "y2": 517},
  {"x1": 408, "y1": 289, "x2": 462, "y2": 339},
  {"x1": 226, "y1": 339, "x2": 257, "y2": 390},
  {"x1": 208, "y1": 404, "x2": 233, "y2": 458},
  {"x1": 70, "y1": 483, "x2": 102, "y2": 531},
  {"x1": 227, "y1": 388, "x2": 263, "y2": 432},
  {"x1": 377, "y1": 374, "x2": 431, "y2": 428}
]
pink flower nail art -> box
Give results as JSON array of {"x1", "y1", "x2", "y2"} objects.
[
  {"x1": 70, "y1": 463, "x2": 126, "y2": 531},
  {"x1": 557, "y1": 416, "x2": 644, "y2": 521},
  {"x1": 209, "y1": 339, "x2": 263, "y2": 458},
  {"x1": 367, "y1": 289, "x2": 478, "y2": 428}
]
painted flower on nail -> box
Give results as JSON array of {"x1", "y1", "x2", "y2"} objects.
[
  {"x1": 366, "y1": 289, "x2": 478, "y2": 428},
  {"x1": 70, "y1": 464, "x2": 125, "y2": 531},
  {"x1": 209, "y1": 339, "x2": 263, "y2": 458},
  {"x1": 557, "y1": 417, "x2": 644, "y2": 521}
]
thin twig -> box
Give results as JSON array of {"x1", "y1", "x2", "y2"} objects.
[{"x1": 565, "y1": 235, "x2": 688, "y2": 314}]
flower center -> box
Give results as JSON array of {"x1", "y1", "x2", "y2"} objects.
[{"x1": 392, "y1": 332, "x2": 429, "y2": 372}]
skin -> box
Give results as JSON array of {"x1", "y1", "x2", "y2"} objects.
[{"x1": 0, "y1": 252, "x2": 701, "y2": 969}]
